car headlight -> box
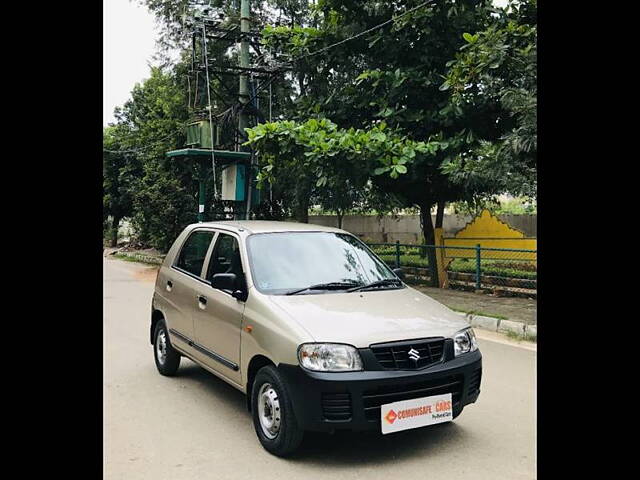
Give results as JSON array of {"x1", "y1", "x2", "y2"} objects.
[
  {"x1": 298, "y1": 343, "x2": 364, "y2": 372},
  {"x1": 453, "y1": 328, "x2": 479, "y2": 356}
]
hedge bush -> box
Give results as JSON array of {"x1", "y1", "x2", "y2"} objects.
[{"x1": 374, "y1": 253, "x2": 536, "y2": 280}]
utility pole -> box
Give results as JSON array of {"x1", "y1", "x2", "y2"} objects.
[
  {"x1": 239, "y1": 0, "x2": 252, "y2": 220},
  {"x1": 168, "y1": 0, "x2": 283, "y2": 223},
  {"x1": 238, "y1": 0, "x2": 250, "y2": 144}
]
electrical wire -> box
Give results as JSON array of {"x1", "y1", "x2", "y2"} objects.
[
  {"x1": 102, "y1": 128, "x2": 183, "y2": 154},
  {"x1": 105, "y1": 2, "x2": 433, "y2": 156},
  {"x1": 290, "y1": 0, "x2": 435, "y2": 63}
]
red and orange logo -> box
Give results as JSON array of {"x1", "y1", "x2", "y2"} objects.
[{"x1": 384, "y1": 409, "x2": 398, "y2": 424}]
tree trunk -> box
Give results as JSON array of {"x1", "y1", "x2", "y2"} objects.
[
  {"x1": 298, "y1": 74, "x2": 306, "y2": 96},
  {"x1": 337, "y1": 210, "x2": 344, "y2": 229},
  {"x1": 294, "y1": 200, "x2": 309, "y2": 223},
  {"x1": 435, "y1": 201, "x2": 446, "y2": 229},
  {"x1": 110, "y1": 214, "x2": 121, "y2": 247},
  {"x1": 419, "y1": 202, "x2": 439, "y2": 287},
  {"x1": 293, "y1": 183, "x2": 310, "y2": 223}
]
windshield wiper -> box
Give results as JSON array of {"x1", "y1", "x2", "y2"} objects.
[
  {"x1": 346, "y1": 278, "x2": 403, "y2": 293},
  {"x1": 285, "y1": 282, "x2": 361, "y2": 296}
]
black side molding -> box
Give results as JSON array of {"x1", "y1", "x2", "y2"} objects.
[{"x1": 169, "y1": 328, "x2": 239, "y2": 372}]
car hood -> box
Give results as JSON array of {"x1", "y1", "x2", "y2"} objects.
[{"x1": 266, "y1": 286, "x2": 469, "y2": 348}]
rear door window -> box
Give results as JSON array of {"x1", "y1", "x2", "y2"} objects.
[{"x1": 175, "y1": 230, "x2": 215, "y2": 277}]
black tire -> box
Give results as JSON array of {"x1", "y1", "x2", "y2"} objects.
[
  {"x1": 153, "y1": 319, "x2": 181, "y2": 376},
  {"x1": 251, "y1": 365, "x2": 304, "y2": 457}
]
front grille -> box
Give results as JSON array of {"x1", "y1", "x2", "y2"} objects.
[
  {"x1": 362, "y1": 374, "x2": 463, "y2": 421},
  {"x1": 468, "y1": 368, "x2": 482, "y2": 395},
  {"x1": 321, "y1": 393, "x2": 352, "y2": 421},
  {"x1": 370, "y1": 338, "x2": 445, "y2": 370}
]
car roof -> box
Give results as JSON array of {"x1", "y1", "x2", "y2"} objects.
[{"x1": 192, "y1": 220, "x2": 347, "y2": 235}]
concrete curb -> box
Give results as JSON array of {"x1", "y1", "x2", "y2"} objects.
[
  {"x1": 471, "y1": 315, "x2": 500, "y2": 332},
  {"x1": 525, "y1": 324, "x2": 537, "y2": 339},
  {"x1": 456, "y1": 311, "x2": 536, "y2": 339},
  {"x1": 498, "y1": 319, "x2": 526, "y2": 335}
]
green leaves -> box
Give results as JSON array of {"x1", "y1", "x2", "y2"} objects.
[
  {"x1": 370, "y1": 131, "x2": 387, "y2": 142},
  {"x1": 132, "y1": 0, "x2": 536, "y2": 239},
  {"x1": 463, "y1": 32, "x2": 478, "y2": 44},
  {"x1": 441, "y1": 2, "x2": 537, "y2": 198},
  {"x1": 244, "y1": 118, "x2": 438, "y2": 199}
]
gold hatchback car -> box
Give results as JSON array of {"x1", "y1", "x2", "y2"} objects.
[{"x1": 151, "y1": 221, "x2": 482, "y2": 456}]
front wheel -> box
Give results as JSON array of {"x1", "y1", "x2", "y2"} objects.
[{"x1": 251, "y1": 365, "x2": 304, "y2": 456}]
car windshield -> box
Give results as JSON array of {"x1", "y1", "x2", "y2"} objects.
[{"x1": 246, "y1": 232, "x2": 399, "y2": 295}]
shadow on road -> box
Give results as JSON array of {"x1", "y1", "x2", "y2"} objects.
[
  {"x1": 175, "y1": 361, "x2": 467, "y2": 466},
  {"x1": 292, "y1": 423, "x2": 464, "y2": 466}
]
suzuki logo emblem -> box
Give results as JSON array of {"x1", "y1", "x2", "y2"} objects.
[{"x1": 408, "y1": 348, "x2": 420, "y2": 361}]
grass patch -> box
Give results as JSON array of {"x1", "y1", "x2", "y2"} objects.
[
  {"x1": 113, "y1": 253, "x2": 163, "y2": 266},
  {"x1": 504, "y1": 329, "x2": 537, "y2": 343}
]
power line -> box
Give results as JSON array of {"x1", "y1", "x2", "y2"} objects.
[
  {"x1": 292, "y1": 0, "x2": 436, "y2": 62},
  {"x1": 105, "y1": 2, "x2": 435, "y2": 155},
  {"x1": 102, "y1": 128, "x2": 183, "y2": 154}
]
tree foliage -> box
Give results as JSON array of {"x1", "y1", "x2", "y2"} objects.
[
  {"x1": 442, "y1": 0, "x2": 537, "y2": 198},
  {"x1": 104, "y1": 67, "x2": 198, "y2": 250},
  {"x1": 105, "y1": 0, "x2": 537, "y2": 254},
  {"x1": 103, "y1": 126, "x2": 140, "y2": 246},
  {"x1": 254, "y1": 0, "x2": 510, "y2": 246},
  {"x1": 246, "y1": 117, "x2": 444, "y2": 222}
]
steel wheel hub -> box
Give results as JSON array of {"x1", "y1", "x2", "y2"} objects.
[
  {"x1": 156, "y1": 330, "x2": 167, "y2": 365},
  {"x1": 257, "y1": 383, "x2": 281, "y2": 439}
]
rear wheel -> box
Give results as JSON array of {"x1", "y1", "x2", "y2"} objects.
[
  {"x1": 153, "y1": 320, "x2": 180, "y2": 376},
  {"x1": 251, "y1": 365, "x2": 304, "y2": 456}
]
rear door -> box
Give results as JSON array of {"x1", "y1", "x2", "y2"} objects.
[
  {"x1": 192, "y1": 230, "x2": 246, "y2": 385},
  {"x1": 163, "y1": 229, "x2": 216, "y2": 355}
]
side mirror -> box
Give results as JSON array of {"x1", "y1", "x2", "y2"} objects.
[
  {"x1": 232, "y1": 289, "x2": 248, "y2": 302},
  {"x1": 211, "y1": 273, "x2": 237, "y2": 291},
  {"x1": 392, "y1": 268, "x2": 405, "y2": 280}
]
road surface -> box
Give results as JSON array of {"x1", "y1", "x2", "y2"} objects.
[{"x1": 104, "y1": 257, "x2": 536, "y2": 480}]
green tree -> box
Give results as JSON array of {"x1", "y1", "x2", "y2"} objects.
[
  {"x1": 104, "y1": 66, "x2": 196, "y2": 251},
  {"x1": 103, "y1": 126, "x2": 140, "y2": 246},
  {"x1": 246, "y1": 118, "x2": 441, "y2": 226},
  {"x1": 259, "y1": 1, "x2": 504, "y2": 249},
  {"x1": 442, "y1": 0, "x2": 537, "y2": 198},
  {"x1": 114, "y1": 0, "x2": 537, "y2": 259},
  {"x1": 250, "y1": 0, "x2": 521, "y2": 286}
]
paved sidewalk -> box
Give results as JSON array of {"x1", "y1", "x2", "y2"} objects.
[{"x1": 414, "y1": 286, "x2": 537, "y2": 325}]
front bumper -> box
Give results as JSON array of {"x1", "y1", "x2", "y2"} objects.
[{"x1": 278, "y1": 349, "x2": 482, "y2": 432}]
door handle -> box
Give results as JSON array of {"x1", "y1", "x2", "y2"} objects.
[
  {"x1": 197, "y1": 295, "x2": 207, "y2": 308},
  {"x1": 166, "y1": 280, "x2": 173, "y2": 292}
]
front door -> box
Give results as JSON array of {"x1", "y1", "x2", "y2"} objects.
[{"x1": 192, "y1": 230, "x2": 246, "y2": 385}]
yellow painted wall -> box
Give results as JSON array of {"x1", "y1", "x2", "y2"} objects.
[{"x1": 441, "y1": 210, "x2": 537, "y2": 261}]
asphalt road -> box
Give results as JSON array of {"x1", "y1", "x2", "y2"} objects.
[{"x1": 104, "y1": 257, "x2": 536, "y2": 480}]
